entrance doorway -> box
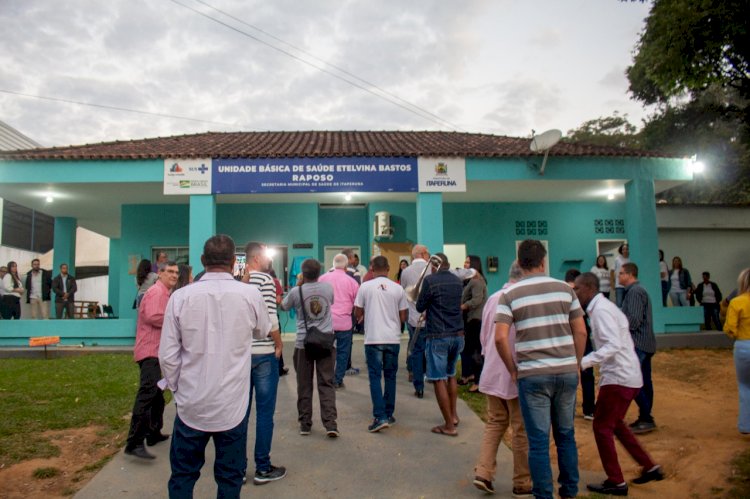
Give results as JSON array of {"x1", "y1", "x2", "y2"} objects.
[
  {"x1": 323, "y1": 246, "x2": 361, "y2": 273},
  {"x1": 443, "y1": 244, "x2": 467, "y2": 271},
  {"x1": 373, "y1": 242, "x2": 413, "y2": 281},
  {"x1": 596, "y1": 239, "x2": 627, "y2": 273}
]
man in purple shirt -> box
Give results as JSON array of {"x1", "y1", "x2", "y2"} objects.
[{"x1": 319, "y1": 253, "x2": 360, "y2": 388}]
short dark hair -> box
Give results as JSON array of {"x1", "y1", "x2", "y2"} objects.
[
  {"x1": 564, "y1": 268, "x2": 581, "y2": 284},
  {"x1": 371, "y1": 256, "x2": 389, "y2": 272},
  {"x1": 434, "y1": 252, "x2": 449, "y2": 269},
  {"x1": 301, "y1": 258, "x2": 322, "y2": 281},
  {"x1": 158, "y1": 260, "x2": 178, "y2": 272},
  {"x1": 578, "y1": 272, "x2": 600, "y2": 291},
  {"x1": 203, "y1": 234, "x2": 235, "y2": 267},
  {"x1": 702, "y1": 271, "x2": 710, "y2": 278},
  {"x1": 244, "y1": 241, "x2": 265, "y2": 259},
  {"x1": 31, "y1": 258, "x2": 40, "y2": 265},
  {"x1": 622, "y1": 262, "x2": 639, "y2": 277},
  {"x1": 517, "y1": 240, "x2": 546, "y2": 270}
]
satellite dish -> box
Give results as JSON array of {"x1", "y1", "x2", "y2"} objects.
[{"x1": 529, "y1": 129, "x2": 562, "y2": 175}]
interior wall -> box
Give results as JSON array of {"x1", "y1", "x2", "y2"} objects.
[
  {"x1": 444, "y1": 201, "x2": 626, "y2": 292},
  {"x1": 658, "y1": 228, "x2": 748, "y2": 296},
  {"x1": 318, "y1": 206, "x2": 368, "y2": 263},
  {"x1": 119, "y1": 204, "x2": 189, "y2": 319}
]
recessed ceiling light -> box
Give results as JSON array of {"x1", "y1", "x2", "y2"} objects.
[
  {"x1": 344, "y1": 193, "x2": 352, "y2": 201},
  {"x1": 45, "y1": 195, "x2": 54, "y2": 203},
  {"x1": 607, "y1": 191, "x2": 615, "y2": 200}
]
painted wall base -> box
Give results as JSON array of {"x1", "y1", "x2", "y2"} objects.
[{"x1": 0, "y1": 319, "x2": 137, "y2": 347}]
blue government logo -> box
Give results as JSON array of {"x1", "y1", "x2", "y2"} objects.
[{"x1": 198, "y1": 163, "x2": 209, "y2": 174}]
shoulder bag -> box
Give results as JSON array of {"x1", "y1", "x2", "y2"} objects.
[{"x1": 299, "y1": 284, "x2": 334, "y2": 359}]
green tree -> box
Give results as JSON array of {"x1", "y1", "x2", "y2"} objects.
[
  {"x1": 565, "y1": 112, "x2": 641, "y2": 149},
  {"x1": 627, "y1": 0, "x2": 750, "y2": 106}
]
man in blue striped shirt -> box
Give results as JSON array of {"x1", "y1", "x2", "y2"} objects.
[
  {"x1": 619, "y1": 262, "x2": 657, "y2": 435},
  {"x1": 495, "y1": 240, "x2": 587, "y2": 499}
]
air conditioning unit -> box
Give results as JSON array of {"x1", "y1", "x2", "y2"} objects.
[{"x1": 373, "y1": 211, "x2": 394, "y2": 239}]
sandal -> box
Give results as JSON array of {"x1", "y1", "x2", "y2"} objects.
[
  {"x1": 431, "y1": 425, "x2": 458, "y2": 437},
  {"x1": 468, "y1": 384, "x2": 480, "y2": 393},
  {"x1": 457, "y1": 375, "x2": 474, "y2": 386}
]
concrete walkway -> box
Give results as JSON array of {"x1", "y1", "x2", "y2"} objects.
[{"x1": 74, "y1": 336, "x2": 517, "y2": 498}]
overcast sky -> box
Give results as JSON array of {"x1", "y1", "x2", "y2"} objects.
[{"x1": 0, "y1": 0, "x2": 653, "y2": 148}]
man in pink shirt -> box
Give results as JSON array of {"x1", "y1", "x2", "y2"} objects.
[
  {"x1": 319, "y1": 253, "x2": 360, "y2": 388},
  {"x1": 125, "y1": 260, "x2": 179, "y2": 460},
  {"x1": 473, "y1": 262, "x2": 532, "y2": 497}
]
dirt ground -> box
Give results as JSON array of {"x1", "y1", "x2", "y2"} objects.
[
  {"x1": 0, "y1": 425, "x2": 123, "y2": 498},
  {"x1": 0, "y1": 349, "x2": 747, "y2": 498},
  {"x1": 572, "y1": 348, "x2": 748, "y2": 498}
]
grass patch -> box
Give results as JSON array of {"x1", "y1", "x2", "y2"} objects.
[
  {"x1": 33, "y1": 466, "x2": 61, "y2": 479},
  {"x1": 76, "y1": 454, "x2": 114, "y2": 474},
  {"x1": 727, "y1": 447, "x2": 750, "y2": 498},
  {"x1": 0, "y1": 354, "x2": 138, "y2": 465}
]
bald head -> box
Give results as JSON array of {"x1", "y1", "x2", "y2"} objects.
[{"x1": 411, "y1": 245, "x2": 429, "y2": 260}]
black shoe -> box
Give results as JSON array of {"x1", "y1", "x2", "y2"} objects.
[
  {"x1": 326, "y1": 428, "x2": 340, "y2": 438},
  {"x1": 388, "y1": 416, "x2": 396, "y2": 425},
  {"x1": 632, "y1": 465, "x2": 665, "y2": 484},
  {"x1": 415, "y1": 390, "x2": 424, "y2": 399},
  {"x1": 473, "y1": 476, "x2": 495, "y2": 494},
  {"x1": 334, "y1": 382, "x2": 345, "y2": 389},
  {"x1": 511, "y1": 487, "x2": 533, "y2": 498},
  {"x1": 146, "y1": 433, "x2": 170, "y2": 446},
  {"x1": 368, "y1": 418, "x2": 389, "y2": 433},
  {"x1": 254, "y1": 464, "x2": 287, "y2": 485},
  {"x1": 124, "y1": 445, "x2": 156, "y2": 460},
  {"x1": 587, "y1": 480, "x2": 628, "y2": 496},
  {"x1": 631, "y1": 420, "x2": 656, "y2": 434},
  {"x1": 279, "y1": 367, "x2": 289, "y2": 376},
  {"x1": 299, "y1": 426, "x2": 311, "y2": 436}
]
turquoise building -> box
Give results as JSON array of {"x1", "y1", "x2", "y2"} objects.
[{"x1": 0, "y1": 131, "x2": 701, "y2": 345}]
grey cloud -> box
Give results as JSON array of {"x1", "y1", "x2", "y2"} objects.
[{"x1": 599, "y1": 66, "x2": 627, "y2": 89}]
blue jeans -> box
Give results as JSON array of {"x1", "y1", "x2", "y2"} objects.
[
  {"x1": 249, "y1": 353, "x2": 279, "y2": 472},
  {"x1": 734, "y1": 340, "x2": 750, "y2": 433},
  {"x1": 168, "y1": 411, "x2": 250, "y2": 499},
  {"x1": 616, "y1": 287, "x2": 625, "y2": 307},
  {"x1": 365, "y1": 344, "x2": 400, "y2": 421},
  {"x1": 425, "y1": 335, "x2": 464, "y2": 381},
  {"x1": 334, "y1": 330, "x2": 353, "y2": 385},
  {"x1": 406, "y1": 323, "x2": 426, "y2": 391},
  {"x1": 517, "y1": 372, "x2": 579, "y2": 499},
  {"x1": 634, "y1": 348, "x2": 654, "y2": 423},
  {"x1": 669, "y1": 290, "x2": 688, "y2": 306}
]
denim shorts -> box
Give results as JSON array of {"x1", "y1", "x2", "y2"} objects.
[{"x1": 425, "y1": 335, "x2": 464, "y2": 381}]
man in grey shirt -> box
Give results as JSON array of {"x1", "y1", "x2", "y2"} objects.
[{"x1": 281, "y1": 258, "x2": 338, "y2": 437}]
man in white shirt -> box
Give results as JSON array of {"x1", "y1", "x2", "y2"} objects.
[
  {"x1": 354, "y1": 256, "x2": 408, "y2": 432},
  {"x1": 574, "y1": 272, "x2": 664, "y2": 496},
  {"x1": 400, "y1": 244, "x2": 430, "y2": 398},
  {"x1": 159, "y1": 235, "x2": 272, "y2": 497}
]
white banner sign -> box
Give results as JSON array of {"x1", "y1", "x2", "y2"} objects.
[
  {"x1": 163, "y1": 158, "x2": 212, "y2": 195},
  {"x1": 417, "y1": 157, "x2": 466, "y2": 192}
]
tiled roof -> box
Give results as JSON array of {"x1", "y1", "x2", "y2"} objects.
[{"x1": 0, "y1": 130, "x2": 668, "y2": 160}]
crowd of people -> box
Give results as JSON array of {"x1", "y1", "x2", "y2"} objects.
[
  {"x1": 0, "y1": 259, "x2": 77, "y2": 319},
  {"x1": 117, "y1": 235, "x2": 750, "y2": 498}
]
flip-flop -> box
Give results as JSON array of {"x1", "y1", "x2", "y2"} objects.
[
  {"x1": 431, "y1": 425, "x2": 458, "y2": 437},
  {"x1": 468, "y1": 384, "x2": 480, "y2": 393}
]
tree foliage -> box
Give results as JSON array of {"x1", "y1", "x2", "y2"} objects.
[
  {"x1": 565, "y1": 112, "x2": 641, "y2": 149},
  {"x1": 627, "y1": 0, "x2": 750, "y2": 105}
]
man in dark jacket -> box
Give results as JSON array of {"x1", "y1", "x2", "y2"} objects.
[
  {"x1": 416, "y1": 252, "x2": 463, "y2": 437},
  {"x1": 51, "y1": 263, "x2": 77, "y2": 319},
  {"x1": 695, "y1": 272, "x2": 723, "y2": 331},
  {"x1": 25, "y1": 258, "x2": 52, "y2": 319}
]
